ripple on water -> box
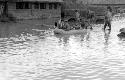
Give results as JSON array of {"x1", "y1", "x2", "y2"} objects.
[{"x1": 1, "y1": 18, "x2": 125, "y2": 80}]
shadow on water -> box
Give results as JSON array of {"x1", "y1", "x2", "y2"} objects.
[
  {"x1": 104, "y1": 29, "x2": 111, "y2": 44},
  {"x1": 55, "y1": 34, "x2": 70, "y2": 48},
  {"x1": 0, "y1": 23, "x2": 10, "y2": 38},
  {"x1": 55, "y1": 30, "x2": 90, "y2": 45},
  {"x1": 103, "y1": 29, "x2": 111, "y2": 54},
  {"x1": 0, "y1": 22, "x2": 51, "y2": 38},
  {"x1": 0, "y1": 23, "x2": 29, "y2": 38}
]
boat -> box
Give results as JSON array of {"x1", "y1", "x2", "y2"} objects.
[
  {"x1": 117, "y1": 28, "x2": 125, "y2": 37},
  {"x1": 54, "y1": 28, "x2": 88, "y2": 35},
  {"x1": 120, "y1": 28, "x2": 125, "y2": 33}
]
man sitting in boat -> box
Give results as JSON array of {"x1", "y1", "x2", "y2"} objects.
[
  {"x1": 57, "y1": 19, "x2": 65, "y2": 29},
  {"x1": 80, "y1": 18, "x2": 93, "y2": 29},
  {"x1": 80, "y1": 18, "x2": 87, "y2": 29},
  {"x1": 63, "y1": 20, "x2": 71, "y2": 31},
  {"x1": 73, "y1": 22, "x2": 81, "y2": 30},
  {"x1": 56, "y1": 19, "x2": 72, "y2": 31},
  {"x1": 55, "y1": 19, "x2": 62, "y2": 28}
]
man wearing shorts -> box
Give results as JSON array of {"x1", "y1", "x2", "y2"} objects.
[{"x1": 104, "y1": 6, "x2": 112, "y2": 31}]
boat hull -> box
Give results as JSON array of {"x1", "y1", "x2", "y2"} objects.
[{"x1": 54, "y1": 28, "x2": 87, "y2": 35}]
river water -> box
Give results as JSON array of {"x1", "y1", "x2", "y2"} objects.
[{"x1": 0, "y1": 16, "x2": 125, "y2": 80}]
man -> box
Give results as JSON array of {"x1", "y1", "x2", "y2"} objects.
[
  {"x1": 58, "y1": 19, "x2": 65, "y2": 29},
  {"x1": 73, "y1": 22, "x2": 81, "y2": 30},
  {"x1": 104, "y1": 6, "x2": 112, "y2": 31},
  {"x1": 75, "y1": 10, "x2": 80, "y2": 22},
  {"x1": 80, "y1": 18, "x2": 86, "y2": 29},
  {"x1": 64, "y1": 20, "x2": 71, "y2": 31}
]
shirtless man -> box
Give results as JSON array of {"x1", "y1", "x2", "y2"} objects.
[{"x1": 104, "y1": 6, "x2": 112, "y2": 31}]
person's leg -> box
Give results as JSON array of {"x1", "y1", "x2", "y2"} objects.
[
  {"x1": 108, "y1": 21, "x2": 111, "y2": 30},
  {"x1": 104, "y1": 21, "x2": 107, "y2": 30}
]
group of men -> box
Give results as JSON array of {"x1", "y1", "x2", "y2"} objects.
[
  {"x1": 55, "y1": 6, "x2": 112, "y2": 31},
  {"x1": 55, "y1": 19, "x2": 84, "y2": 31},
  {"x1": 55, "y1": 10, "x2": 91, "y2": 31}
]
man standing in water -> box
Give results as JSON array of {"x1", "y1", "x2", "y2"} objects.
[{"x1": 104, "y1": 6, "x2": 112, "y2": 31}]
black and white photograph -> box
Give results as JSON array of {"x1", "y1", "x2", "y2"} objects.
[{"x1": 0, "y1": 0, "x2": 125, "y2": 80}]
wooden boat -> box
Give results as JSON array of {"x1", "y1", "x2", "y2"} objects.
[{"x1": 54, "y1": 28, "x2": 88, "y2": 35}]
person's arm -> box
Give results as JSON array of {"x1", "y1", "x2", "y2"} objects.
[
  {"x1": 109, "y1": 12, "x2": 113, "y2": 21},
  {"x1": 104, "y1": 11, "x2": 107, "y2": 21}
]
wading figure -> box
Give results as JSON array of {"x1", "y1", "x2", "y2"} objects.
[{"x1": 104, "y1": 6, "x2": 112, "y2": 31}]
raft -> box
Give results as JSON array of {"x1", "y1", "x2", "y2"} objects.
[{"x1": 54, "y1": 28, "x2": 87, "y2": 35}]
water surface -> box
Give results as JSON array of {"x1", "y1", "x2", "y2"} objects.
[{"x1": 0, "y1": 17, "x2": 125, "y2": 80}]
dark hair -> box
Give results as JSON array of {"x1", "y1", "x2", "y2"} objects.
[
  {"x1": 75, "y1": 10, "x2": 78, "y2": 12},
  {"x1": 107, "y1": 6, "x2": 112, "y2": 12}
]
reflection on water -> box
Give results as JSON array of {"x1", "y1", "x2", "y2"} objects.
[{"x1": 0, "y1": 17, "x2": 125, "y2": 80}]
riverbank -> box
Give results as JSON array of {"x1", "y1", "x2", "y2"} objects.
[{"x1": 0, "y1": 18, "x2": 59, "y2": 28}]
